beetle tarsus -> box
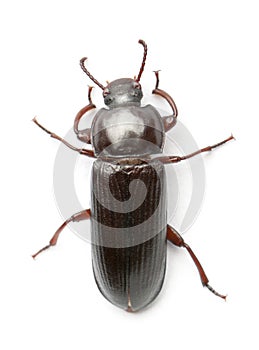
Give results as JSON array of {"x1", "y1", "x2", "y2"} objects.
[
  {"x1": 153, "y1": 70, "x2": 161, "y2": 89},
  {"x1": 32, "y1": 209, "x2": 91, "y2": 259},
  {"x1": 205, "y1": 283, "x2": 227, "y2": 301},
  {"x1": 32, "y1": 244, "x2": 52, "y2": 259},
  {"x1": 32, "y1": 116, "x2": 52, "y2": 135},
  {"x1": 210, "y1": 134, "x2": 235, "y2": 150},
  {"x1": 167, "y1": 225, "x2": 227, "y2": 301}
]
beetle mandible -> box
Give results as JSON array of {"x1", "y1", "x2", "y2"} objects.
[{"x1": 32, "y1": 40, "x2": 234, "y2": 312}]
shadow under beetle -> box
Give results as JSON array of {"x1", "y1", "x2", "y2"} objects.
[{"x1": 32, "y1": 40, "x2": 234, "y2": 312}]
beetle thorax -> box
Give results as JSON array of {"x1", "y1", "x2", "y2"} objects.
[{"x1": 91, "y1": 103, "x2": 165, "y2": 157}]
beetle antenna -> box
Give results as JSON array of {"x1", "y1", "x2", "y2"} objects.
[
  {"x1": 80, "y1": 57, "x2": 105, "y2": 90},
  {"x1": 136, "y1": 40, "x2": 147, "y2": 82}
]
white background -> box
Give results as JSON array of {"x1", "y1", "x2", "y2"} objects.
[{"x1": 1, "y1": 1, "x2": 258, "y2": 349}]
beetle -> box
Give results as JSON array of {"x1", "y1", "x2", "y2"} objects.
[{"x1": 32, "y1": 40, "x2": 234, "y2": 312}]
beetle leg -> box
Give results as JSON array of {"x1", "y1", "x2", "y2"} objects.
[
  {"x1": 154, "y1": 134, "x2": 235, "y2": 164},
  {"x1": 74, "y1": 86, "x2": 96, "y2": 144},
  {"x1": 32, "y1": 117, "x2": 96, "y2": 158},
  {"x1": 152, "y1": 70, "x2": 178, "y2": 131},
  {"x1": 32, "y1": 209, "x2": 91, "y2": 259},
  {"x1": 167, "y1": 225, "x2": 227, "y2": 300}
]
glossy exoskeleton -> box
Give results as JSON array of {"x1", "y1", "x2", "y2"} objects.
[{"x1": 32, "y1": 40, "x2": 233, "y2": 312}]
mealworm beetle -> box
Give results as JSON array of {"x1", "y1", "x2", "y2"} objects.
[{"x1": 32, "y1": 40, "x2": 234, "y2": 312}]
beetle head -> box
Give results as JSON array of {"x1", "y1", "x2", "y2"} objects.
[
  {"x1": 103, "y1": 78, "x2": 143, "y2": 108},
  {"x1": 80, "y1": 40, "x2": 147, "y2": 108}
]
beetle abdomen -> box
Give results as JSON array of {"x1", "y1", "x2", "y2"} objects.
[{"x1": 91, "y1": 159, "x2": 167, "y2": 311}]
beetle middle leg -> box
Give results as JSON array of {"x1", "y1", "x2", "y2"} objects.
[
  {"x1": 32, "y1": 209, "x2": 91, "y2": 259},
  {"x1": 32, "y1": 117, "x2": 96, "y2": 158},
  {"x1": 167, "y1": 225, "x2": 226, "y2": 300},
  {"x1": 154, "y1": 134, "x2": 234, "y2": 164}
]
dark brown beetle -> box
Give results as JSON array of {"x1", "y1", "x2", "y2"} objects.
[{"x1": 32, "y1": 40, "x2": 234, "y2": 312}]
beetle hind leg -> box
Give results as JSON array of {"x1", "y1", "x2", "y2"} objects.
[
  {"x1": 167, "y1": 225, "x2": 227, "y2": 300},
  {"x1": 32, "y1": 209, "x2": 91, "y2": 259}
]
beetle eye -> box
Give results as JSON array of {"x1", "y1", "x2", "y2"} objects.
[
  {"x1": 103, "y1": 88, "x2": 110, "y2": 97},
  {"x1": 133, "y1": 82, "x2": 141, "y2": 89}
]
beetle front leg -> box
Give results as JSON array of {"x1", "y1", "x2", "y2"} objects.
[
  {"x1": 167, "y1": 225, "x2": 226, "y2": 300},
  {"x1": 32, "y1": 209, "x2": 91, "y2": 259},
  {"x1": 32, "y1": 117, "x2": 96, "y2": 158},
  {"x1": 152, "y1": 70, "x2": 178, "y2": 131},
  {"x1": 74, "y1": 86, "x2": 96, "y2": 144}
]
